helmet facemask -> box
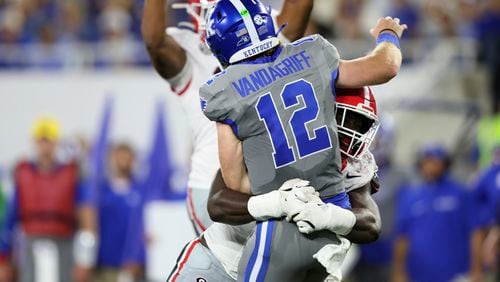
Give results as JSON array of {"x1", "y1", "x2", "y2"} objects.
[{"x1": 336, "y1": 103, "x2": 380, "y2": 159}]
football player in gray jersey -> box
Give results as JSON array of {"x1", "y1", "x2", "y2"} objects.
[
  {"x1": 200, "y1": 0, "x2": 406, "y2": 281},
  {"x1": 168, "y1": 87, "x2": 381, "y2": 282}
]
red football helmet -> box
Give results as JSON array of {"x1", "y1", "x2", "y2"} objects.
[
  {"x1": 336, "y1": 86, "x2": 380, "y2": 159},
  {"x1": 172, "y1": 0, "x2": 216, "y2": 34}
]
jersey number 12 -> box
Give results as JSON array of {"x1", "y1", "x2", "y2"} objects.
[{"x1": 255, "y1": 79, "x2": 332, "y2": 168}]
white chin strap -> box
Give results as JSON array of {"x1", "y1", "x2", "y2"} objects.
[{"x1": 229, "y1": 37, "x2": 280, "y2": 63}]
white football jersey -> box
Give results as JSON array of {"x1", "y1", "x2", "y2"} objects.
[
  {"x1": 203, "y1": 223, "x2": 255, "y2": 279},
  {"x1": 167, "y1": 27, "x2": 220, "y2": 189},
  {"x1": 342, "y1": 150, "x2": 378, "y2": 193}
]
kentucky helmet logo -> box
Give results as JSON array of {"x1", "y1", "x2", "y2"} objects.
[
  {"x1": 253, "y1": 14, "x2": 266, "y2": 26},
  {"x1": 206, "y1": 17, "x2": 216, "y2": 37}
]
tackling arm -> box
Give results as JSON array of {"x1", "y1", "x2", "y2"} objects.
[
  {"x1": 337, "y1": 17, "x2": 407, "y2": 88},
  {"x1": 207, "y1": 170, "x2": 254, "y2": 225},
  {"x1": 345, "y1": 182, "x2": 381, "y2": 244},
  {"x1": 277, "y1": 0, "x2": 314, "y2": 41},
  {"x1": 208, "y1": 168, "x2": 382, "y2": 245},
  {"x1": 142, "y1": 0, "x2": 187, "y2": 79}
]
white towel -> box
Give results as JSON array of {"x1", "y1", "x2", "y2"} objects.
[{"x1": 313, "y1": 236, "x2": 352, "y2": 282}]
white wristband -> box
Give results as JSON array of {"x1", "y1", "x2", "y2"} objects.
[
  {"x1": 247, "y1": 191, "x2": 283, "y2": 221},
  {"x1": 73, "y1": 230, "x2": 98, "y2": 268},
  {"x1": 325, "y1": 204, "x2": 356, "y2": 236}
]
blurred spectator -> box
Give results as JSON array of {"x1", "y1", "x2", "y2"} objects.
[
  {"x1": 336, "y1": 0, "x2": 365, "y2": 39},
  {"x1": 422, "y1": 0, "x2": 457, "y2": 37},
  {"x1": 0, "y1": 117, "x2": 97, "y2": 282},
  {"x1": 352, "y1": 118, "x2": 411, "y2": 282},
  {"x1": 25, "y1": 22, "x2": 65, "y2": 69},
  {"x1": 392, "y1": 144, "x2": 482, "y2": 282},
  {"x1": 389, "y1": 0, "x2": 420, "y2": 38},
  {"x1": 0, "y1": 0, "x2": 150, "y2": 68},
  {"x1": 471, "y1": 146, "x2": 500, "y2": 280},
  {"x1": 457, "y1": 0, "x2": 479, "y2": 39},
  {"x1": 93, "y1": 143, "x2": 145, "y2": 282},
  {"x1": 0, "y1": 6, "x2": 26, "y2": 68},
  {"x1": 95, "y1": 4, "x2": 135, "y2": 67}
]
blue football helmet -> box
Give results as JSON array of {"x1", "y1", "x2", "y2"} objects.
[{"x1": 205, "y1": 0, "x2": 280, "y2": 67}]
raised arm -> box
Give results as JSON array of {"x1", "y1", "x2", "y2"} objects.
[
  {"x1": 276, "y1": 0, "x2": 314, "y2": 41},
  {"x1": 337, "y1": 17, "x2": 407, "y2": 88},
  {"x1": 142, "y1": 0, "x2": 187, "y2": 79}
]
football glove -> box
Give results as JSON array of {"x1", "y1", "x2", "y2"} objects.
[
  {"x1": 294, "y1": 202, "x2": 356, "y2": 235},
  {"x1": 247, "y1": 178, "x2": 319, "y2": 221}
]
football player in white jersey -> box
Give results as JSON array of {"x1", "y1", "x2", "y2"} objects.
[
  {"x1": 142, "y1": 0, "x2": 314, "y2": 235},
  {"x1": 168, "y1": 87, "x2": 383, "y2": 281}
]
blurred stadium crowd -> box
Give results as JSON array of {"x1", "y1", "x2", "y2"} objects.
[
  {"x1": 0, "y1": 0, "x2": 498, "y2": 70},
  {"x1": 0, "y1": 0, "x2": 499, "y2": 282}
]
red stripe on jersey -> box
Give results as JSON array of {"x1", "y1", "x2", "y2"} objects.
[
  {"x1": 168, "y1": 238, "x2": 201, "y2": 282},
  {"x1": 187, "y1": 187, "x2": 207, "y2": 233},
  {"x1": 171, "y1": 77, "x2": 193, "y2": 96}
]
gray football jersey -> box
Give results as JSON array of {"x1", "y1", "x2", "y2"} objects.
[{"x1": 200, "y1": 34, "x2": 344, "y2": 198}]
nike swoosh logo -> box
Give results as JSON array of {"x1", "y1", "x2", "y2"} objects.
[{"x1": 346, "y1": 173, "x2": 361, "y2": 179}]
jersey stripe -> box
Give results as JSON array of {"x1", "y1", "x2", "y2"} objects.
[
  {"x1": 229, "y1": 0, "x2": 260, "y2": 44},
  {"x1": 363, "y1": 86, "x2": 370, "y2": 106},
  {"x1": 245, "y1": 220, "x2": 275, "y2": 282},
  {"x1": 244, "y1": 221, "x2": 262, "y2": 281},
  {"x1": 171, "y1": 76, "x2": 193, "y2": 96},
  {"x1": 256, "y1": 220, "x2": 275, "y2": 281},
  {"x1": 187, "y1": 187, "x2": 207, "y2": 234},
  {"x1": 167, "y1": 238, "x2": 201, "y2": 282}
]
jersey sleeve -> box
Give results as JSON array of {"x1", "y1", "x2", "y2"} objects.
[
  {"x1": 314, "y1": 34, "x2": 340, "y2": 73},
  {"x1": 199, "y1": 79, "x2": 232, "y2": 122},
  {"x1": 76, "y1": 180, "x2": 96, "y2": 207},
  {"x1": 470, "y1": 171, "x2": 496, "y2": 228},
  {"x1": 344, "y1": 151, "x2": 378, "y2": 193},
  {"x1": 167, "y1": 58, "x2": 193, "y2": 93},
  {"x1": 164, "y1": 27, "x2": 195, "y2": 92},
  {"x1": 394, "y1": 187, "x2": 413, "y2": 236}
]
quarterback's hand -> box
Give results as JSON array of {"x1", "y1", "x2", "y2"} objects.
[
  {"x1": 247, "y1": 178, "x2": 319, "y2": 221},
  {"x1": 370, "y1": 16, "x2": 408, "y2": 39},
  {"x1": 279, "y1": 179, "x2": 322, "y2": 221},
  {"x1": 293, "y1": 202, "x2": 356, "y2": 236}
]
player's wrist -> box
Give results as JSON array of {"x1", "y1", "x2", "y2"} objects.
[
  {"x1": 376, "y1": 30, "x2": 401, "y2": 49},
  {"x1": 74, "y1": 230, "x2": 98, "y2": 268},
  {"x1": 248, "y1": 191, "x2": 284, "y2": 220},
  {"x1": 324, "y1": 204, "x2": 356, "y2": 235}
]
